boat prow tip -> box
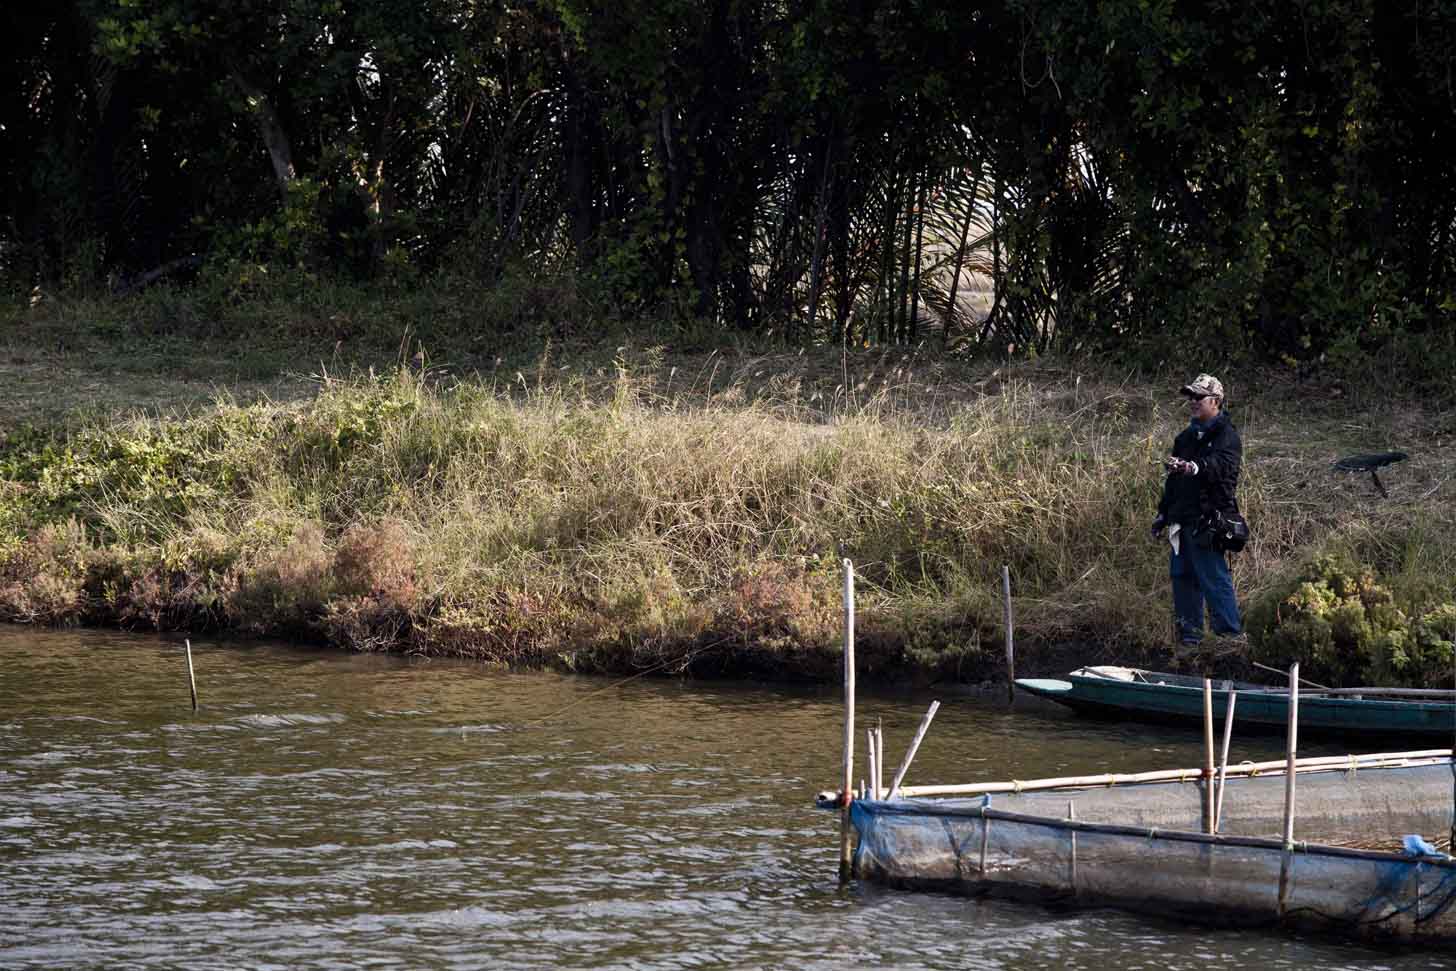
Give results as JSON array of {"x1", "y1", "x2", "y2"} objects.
[{"x1": 1015, "y1": 678, "x2": 1074, "y2": 696}]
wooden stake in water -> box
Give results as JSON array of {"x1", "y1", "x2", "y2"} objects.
[
  {"x1": 185, "y1": 638, "x2": 198, "y2": 712},
  {"x1": 867, "y1": 719, "x2": 879, "y2": 803},
  {"x1": 886, "y1": 700, "x2": 941, "y2": 800},
  {"x1": 1281, "y1": 665, "x2": 1300, "y2": 845},
  {"x1": 1002, "y1": 566, "x2": 1015, "y2": 702},
  {"x1": 1202, "y1": 678, "x2": 1215, "y2": 833},
  {"x1": 865, "y1": 727, "x2": 878, "y2": 799},
  {"x1": 839, "y1": 558, "x2": 857, "y2": 884},
  {"x1": 1278, "y1": 662, "x2": 1300, "y2": 917},
  {"x1": 1214, "y1": 691, "x2": 1238, "y2": 832},
  {"x1": 1068, "y1": 800, "x2": 1077, "y2": 895}
]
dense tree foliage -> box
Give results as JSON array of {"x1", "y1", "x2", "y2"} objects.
[{"x1": 4, "y1": 0, "x2": 1454, "y2": 360}]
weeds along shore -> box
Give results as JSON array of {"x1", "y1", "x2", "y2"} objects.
[{"x1": 0, "y1": 351, "x2": 1452, "y2": 684}]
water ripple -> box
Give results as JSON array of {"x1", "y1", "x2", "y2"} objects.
[{"x1": 3, "y1": 627, "x2": 1455, "y2": 970}]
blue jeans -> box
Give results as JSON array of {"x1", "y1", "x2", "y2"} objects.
[{"x1": 1170, "y1": 539, "x2": 1241, "y2": 644}]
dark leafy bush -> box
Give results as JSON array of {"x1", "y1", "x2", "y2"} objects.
[{"x1": 1248, "y1": 554, "x2": 1456, "y2": 687}]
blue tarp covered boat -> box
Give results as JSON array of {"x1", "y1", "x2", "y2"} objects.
[
  {"x1": 833, "y1": 753, "x2": 1456, "y2": 943},
  {"x1": 851, "y1": 794, "x2": 1456, "y2": 942},
  {"x1": 1016, "y1": 666, "x2": 1456, "y2": 738}
]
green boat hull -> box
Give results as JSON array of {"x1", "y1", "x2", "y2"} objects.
[{"x1": 1017, "y1": 670, "x2": 1456, "y2": 738}]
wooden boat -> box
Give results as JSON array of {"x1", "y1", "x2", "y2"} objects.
[
  {"x1": 1016, "y1": 666, "x2": 1456, "y2": 738},
  {"x1": 831, "y1": 751, "x2": 1456, "y2": 943}
]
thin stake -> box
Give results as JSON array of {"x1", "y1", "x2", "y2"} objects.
[
  {"x1": 875, "y1": 718, "x2": 884, "y2": 800},
  {"x1": 886, "y1": 700, "x2": 941, "y2": 800},
  {"x1": 1214, "y1": 691, "x2": 1238, "y2": 832},
  {"x1": 876, "y1": 727, "x2": 884, "y2": 800},
  {"x1": 866, "y1": 727, "x2": 879, "y2": 799},
  {"x1": 1278, "y1": 662, "x2": 1300, "y2": 917},
  {"x1": 839, "y1": 559, "x2": 857, "y2": 883},
  {"x1": 1202, "y1": 678, "x2": 1215, "y2": 833},
  {"x1": 865, "y1": 728, "x2": 875, "y2": 798},
  {"x1": 1002, "y1": 566, "x2": 1015, "y2": 702},
  {"x1": 979, "y1": 804, "x2": 991, "y2": 875},
  {"x1": 185, "y1": 638, "x2": 198, "y2": 712},
  {"x1": 1068, "y1": 800, "x2": 1077, "y2": 895}
]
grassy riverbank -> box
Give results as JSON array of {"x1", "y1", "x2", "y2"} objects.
[{"x1": 2, "y1": 288, "x2": 1454, "y2": 685}]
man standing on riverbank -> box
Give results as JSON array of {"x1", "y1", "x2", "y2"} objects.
[{"x1": 1150, "y1": 374, "x2": 1244, "y2": 649}]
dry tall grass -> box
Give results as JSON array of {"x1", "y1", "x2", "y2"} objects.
[{"x1": 1, "y1": 350, "x2": 1452, "y2": 681}]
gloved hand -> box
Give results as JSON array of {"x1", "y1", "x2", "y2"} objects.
[
  {"x1": 1165, "y1": 457, "x2": 1196, "y2": 476},
  {"x1": 1150, "y1": 514, "x2": 1166, "y2": 540}
]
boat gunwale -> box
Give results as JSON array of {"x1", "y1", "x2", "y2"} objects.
[{"x1": 1066, "y1": 669, "x2": 1456, "y2": 705}]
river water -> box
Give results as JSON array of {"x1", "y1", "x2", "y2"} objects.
[{"x1": 1, "y1": 627, "x2": 1452, "y2": 970}]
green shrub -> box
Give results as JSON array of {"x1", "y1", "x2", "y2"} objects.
[{"x1": 1248, "y1": 553, "x2": 1456, "y2": 686}]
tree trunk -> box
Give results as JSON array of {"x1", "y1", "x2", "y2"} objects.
[{"x1": 230, "y1": 71, "x2": 296, "y2": 201}]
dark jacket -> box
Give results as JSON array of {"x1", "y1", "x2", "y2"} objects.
[{"x1": 1158, "y1": 411, "x2": 1242, "y2": 527}]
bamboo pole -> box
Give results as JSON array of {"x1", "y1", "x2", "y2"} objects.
[
  {"x1": 866, "y1": 727, "x2": 878, "y2": 799},
  {"x1": 891, "y1": 749, "x2": 1451, "y2": 799},
  {"x1": 839, "y1": 559, "x2": 856, "y2": 883},
  {"x1": 1068, "y1": 800, "x2": 1077, "y2": 895},
  {"x1": 1002, "y1": 566, "x2": 1015, "y2": 702},
  {"x1": 1214, "y1": 691, "x2": 1238, "y2": 832},
  {"x1": 185, "y1": 638, "x2": 198, "y2": 712},
  {"x1": 875, "y1": 719, "x2": 884, "y2": 801},
  {"x1": 1282, "y1": 664, "x2": 1300, "y2": 846},
  {"x1": 886, "y1": 700, "x2": 941, "y2": 800},
  {"x1": 979, "y1": 805, "x2": 990, "y2": 874},
  {"x1": 872, "y1": 725, "x2": 882, "y2": 799},
  {"x1": 1278, "y1": 663, "x2": 1300, "y2": 917},
  {"x1": 1202, "y1": 678, "x2": 1215, "y2": 833}
]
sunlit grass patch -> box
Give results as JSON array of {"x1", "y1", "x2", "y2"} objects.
[{"x1": 0, "y1": 345, "x2": 1451, "y2": 683}]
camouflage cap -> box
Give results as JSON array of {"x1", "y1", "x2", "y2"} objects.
[{"x1": 1180, "y1": 374, "x2": 1224, "y2": 399}]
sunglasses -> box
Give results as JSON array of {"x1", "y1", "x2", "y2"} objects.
[{"x1": 1185, "y1": 393, "x2": 1212, "y2": 401}]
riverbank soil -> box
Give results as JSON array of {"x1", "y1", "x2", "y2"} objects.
[{"x1": 2, "y1": 302, "x2": 1452, "y2": 687}]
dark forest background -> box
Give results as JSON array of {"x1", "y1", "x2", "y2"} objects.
[{"x1": 5, "y1": 0, "x2": 1456, "y2": 366}]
